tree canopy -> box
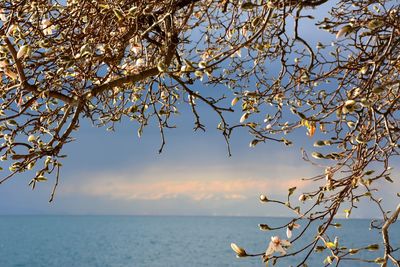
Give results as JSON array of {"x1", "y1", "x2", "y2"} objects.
[{"x1": 0, "y1": 0, "x2": 399, "y2": 266}]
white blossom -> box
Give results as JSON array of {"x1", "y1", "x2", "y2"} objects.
[
  {"x1": 41, "y1": 19, "x2": 55, "y2": 35},
  {"x1": 265, "y1": 236, "x2": 291, "y2": 258}
]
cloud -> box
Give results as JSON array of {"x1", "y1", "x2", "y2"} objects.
[{"x1": 61, "y1": 161, "x2": 315, "y2": 202}]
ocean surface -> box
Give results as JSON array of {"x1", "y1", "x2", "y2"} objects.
[{"x1": 0, "y1": 216, "x2": 399, "y2": 267}]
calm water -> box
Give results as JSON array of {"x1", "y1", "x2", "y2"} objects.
[{"x1": 0, "y1": 216, "x2": 399, "y2": 267}]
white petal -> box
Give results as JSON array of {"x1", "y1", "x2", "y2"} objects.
[
  {"x1": 264, "y1": 242, "x2": 275, "y2": 257},
  {"x1": 275, "y1": 244, "x2": 287, "y2": 256},
  {"x1": 230, "y1": 243, "x2": 246, "y2": 257},
  {"x1": 271, "y1": 236, "x2": 279, "y2": 243},
  {"x1": 239, "y1": 112, "x2": 249, "y2": 123},
  {"x1": 286, "y1": 227, "x2": 292, "y2": 239},
  {"x1": 280, "y1": 239, "x2": 291, "y2": 247}
]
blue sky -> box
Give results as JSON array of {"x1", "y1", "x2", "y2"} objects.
[{"x1": 0, "y1": 2, "x2": 398, "y2": 218}]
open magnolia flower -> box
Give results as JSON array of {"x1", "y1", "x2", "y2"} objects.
[{"x1": 265, "y1": 236, "x2": 291, "y2": 258}]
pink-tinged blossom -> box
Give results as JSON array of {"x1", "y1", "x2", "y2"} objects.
[{"x1": 265, "y1": 236, "x2": 291, "y2": 257}]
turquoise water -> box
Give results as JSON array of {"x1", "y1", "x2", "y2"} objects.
[{"x1": 0, "y1": 216, "x2": 399, "y2": 267}]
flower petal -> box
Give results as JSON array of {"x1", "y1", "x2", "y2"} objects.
[
  {"x1": 265, "y1": 241, "x2": 275, "y2": 257},
  {"x1": 271, "y1": 236, "x2": 278, "y2": 242},
  {"x1": 280, "y1": 239, "x2": 291, "y2": 247},
  {"x1": 275, "y1": 244, "x2": 287, "y2": 255},
  {"x1": 231, "y1": 243, "x2": 247, "y2": 257},
  {"x1": 286, "y1": 227, "x2": 292, "y2": 239},
  {"x1": 240, "y1": 112, "x2": 249, "y2": 123}
]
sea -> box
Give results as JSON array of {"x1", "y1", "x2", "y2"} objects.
[{"x1": 0, "y1": 216, "x2": 399, "y2": 267}]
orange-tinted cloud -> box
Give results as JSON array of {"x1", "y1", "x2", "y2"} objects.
[{"x1": 61, "y1": 162, "x2": 314, "y2": 202}]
